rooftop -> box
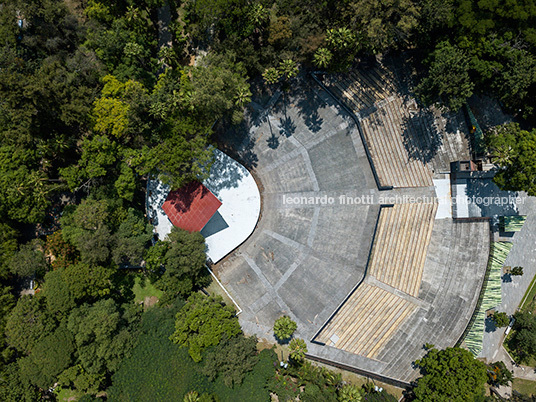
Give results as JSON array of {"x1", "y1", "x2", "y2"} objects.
[{"x1": 162, "y1": 182, "x2": 222, "y2": 232}]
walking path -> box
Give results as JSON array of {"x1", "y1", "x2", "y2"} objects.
[{"x1": 480, "y1": 197, "x2": 536, "y2": 365}]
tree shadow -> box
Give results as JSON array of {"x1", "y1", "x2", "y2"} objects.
[
  {"x1": 502, "y1": 273, "x2": 512, "y2": 283},
  {"x1": 274, "y1": 334, "x2": 292, "y2": 345},
  {"x1": 204, "y1": 149, "x2": 245, "y2": 197},
  {"x1": 279, "y1": 115, "x2": 296, "y2": 138},
  {"x1": 111, "y1": 271, "x2": 136, "y2": 303},
  {"x1": 294, "y1": 78, "x2": 325, "y2": 133},
  {"x1": 214, "y1": 117, "x2": 259, "y2": 170},
  {"x1": 485, "y1": 316, "x2": 498, "y2": 333},
  {"x1": 267, "y1": 132, "x2": 279, "y2": 149},
  {"x1": 304, "y1": 108, "x2": 323, "y2": 133},
  {"x1": 468, "y1": 93, "x2": 514, "y2": 131},
  {"x1": 400, "y1": 107, "x2": 442, "y2": 164},
  {"x1": 464, "y1": 178, "x2": 519, "y2": 218}
]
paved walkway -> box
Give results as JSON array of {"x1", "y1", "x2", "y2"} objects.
[{"x1": 480, "y1": 196, "x2": 536, "y2": 364}]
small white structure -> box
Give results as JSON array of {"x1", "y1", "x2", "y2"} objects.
[
  {"x1": 433, "y1": 177, "x2": 452, "y2": 219},
  {"x1": 453, "y1": 178, "x2": 470, "y2": 218},
  {"x1": 146, "y1": 149, "x2": 261, "y2": 264}
]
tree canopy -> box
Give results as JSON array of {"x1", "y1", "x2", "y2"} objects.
[
  {"x1": 486, "y1": 123, "x2": 536, "y2": 195},
  {"x1": 1, "y1": 0, "x2": 536, "y2": 398},
  {"x1": 169, "y1": 293, "x2": 242, "y2": 362},
  {"x1": 273, "y1": 315, "x2": 297, "y2": 342},
  {"x1": 412, "y1": 347, "x2": 488, "y2": 402}
]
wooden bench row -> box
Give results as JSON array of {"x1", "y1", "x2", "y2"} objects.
[
  {"x1": 317, "y1": 283, "x2": 417, "y2": 359},
  {"x1": 369, "y1": 203, "x2": 437, "y2": 297},
  {"x1": 360, "y1": 98, "x2": 433, "y2": 188}
]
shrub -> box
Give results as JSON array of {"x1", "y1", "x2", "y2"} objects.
[
  {"x1": 492, "y1": 311, "x2": 510, "y2": 328},
  {"x1": 289, "y1": 338, "x2": 307, "y2": 362},
  {"x1": 267, "y1": 373, "x2": 299, "y2": 401},
  {"x1": 487, "y1": 361, "x2": 513, "y2": 386},
  {"x1": 338, "y1": 384, "x2": 363, "y2": 401},
  {"x1": 511, "y1": 266, "x2": 524, "y2": 276},
  {"x1": 273, "y1": 316, "x2": 297, "y2": 342}
]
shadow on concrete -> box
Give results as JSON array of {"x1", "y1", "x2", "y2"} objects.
[
  {"x1": 400, "y1": 108, "x2": 442, "y2": 164},
  {"x1": 201, "y1": 210, "x2": 229, "y2": 238},
  {"x1": 294, "y1": 82, "x2": 325, "y2": 133},
  {"x1": 465, "y1": 178, "x2": 519, "y2": 217},
  {"x1": 485, "y1": 316, "x2": 498, "y2": 333},
  {"x1": 469, "y1": 94, "x2": 513, "y2": 131},
  {"x1": 279, "y1": 115, "x2": 297, "y2": 138},
  {"x1": 214, "y1": 118, "x2": 259, "y2": 170},
  {"x1": 204, "y1": 150, "x2": 245, "y2": 198}
]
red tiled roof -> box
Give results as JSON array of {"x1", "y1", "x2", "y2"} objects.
[{"x1": 162, "y1": 182, "x2": 221, "y2": 232}]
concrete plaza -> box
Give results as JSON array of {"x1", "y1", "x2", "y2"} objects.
[{"x1": 214, "y1": 78, "x2": 491, "y2": 383}]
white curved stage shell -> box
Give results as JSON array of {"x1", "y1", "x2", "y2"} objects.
[
  {"x1": 147, "y1": 149, "x2": 261, "y2": 264},
  {"x1": 201, "y1": 149, "x2": 261, "y2": 263}
]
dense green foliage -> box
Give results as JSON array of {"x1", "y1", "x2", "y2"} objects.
[
  {"x1": 487, "y1": 361, "x2": 513, "y2": 387},
  {"x1": 507, "y1": 310, "x2": 536, "y2": 363},
  {"x1": 202, "y1": 335, "x2": 259, "y2": 388},
  {"x1": 338, "y1": 384, "x2": 363, "y2": 402},
  {"x1": 169, "y1": 293, "x2": 242, "y2": 362},
  {"x1": 0, "y1": 0, "x2": 535, "y2": 398},
  {"x1": 492, "y1": 311, "x2": 510, "y2": 328},
  {"x1": 108, "y1": 299, "x2": 277, "y2": 401},
  {"x1": 150, "y1": 227, "x2": 210, "y2": 298},
  {"x1": 487, "y1": 123, "x2": 536, "y2": 195},
  {"x1": 412, "y1": 347, "x2": 488, "y2": 401},
  {"x1": 288, "y1": 337, "x2": 307, "y2": 362},
  {"x1": 416, "y1": 41, "x2": 474, "y2": 111}
]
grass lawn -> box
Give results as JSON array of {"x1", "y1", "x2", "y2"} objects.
[
  {"x1": 55, "y1": 387, "x2": 83, "y2": 401},
  {"x1": 505, "y1": 273, "x2": 536, "y2": 366},
  {"x1": 513, "y1": 378, "x2": 536, "y2": 396},
  {"x1": 519, "y1": 273, "x2": 536, "y2": 311},
  {"x1": 204, "y1": 279, "x2": 237, "y2": 310},
  {"x1": 132, "y1": 275, "x2": 163, "y2": 304}
]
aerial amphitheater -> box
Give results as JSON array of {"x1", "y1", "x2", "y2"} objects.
[{"x1": 211, "y1": 59, "x2": 518, "y2": 385}]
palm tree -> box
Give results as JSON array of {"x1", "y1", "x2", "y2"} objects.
[
  {"x1": 313, "y1": 48, "x2": 333, "y2": 69},
  {"x1": 289, "y1": 338, "x2": 307, "y2": 361},
  {"x1": 263, "y1": 67, "x2": 281, "y2": 85},
  {"x1": 235, "y1": 84, "x2": 252, "y2": 107},
  {"x1": 326, "y1": 27, "x2": 355, "y2": 50},
  {"x1": 249, "y1": 3, "x2": 269, "y2": 32},
  {"x1": 183, "y1": 391, "x2": 200, "y2": 402},
  {"x1": 278, "y1": 59, "x2": 298, "y2": 80},
  {"x1": 338, "y1": 384, "x2": 363, "y2": 402}
]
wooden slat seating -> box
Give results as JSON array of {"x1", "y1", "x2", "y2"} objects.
[
  {"x1": 331, "y1": 78, "x2": 374, "y2": 112},
  {"x1": 325, "y1": 64, "x2": 397, "y2": 114},
  {"x1": 368, "y1": 203, "x2": 437, "y2": 297},
  {"x1": 360, "y1": 98, "x2": 433, "y2": 188},
  {"x1": 323, "y1": 65, "x2": 435, "y2": 188},
  {"x1": 316, "y1": 283, "x2": 417, "y2": 359}
]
